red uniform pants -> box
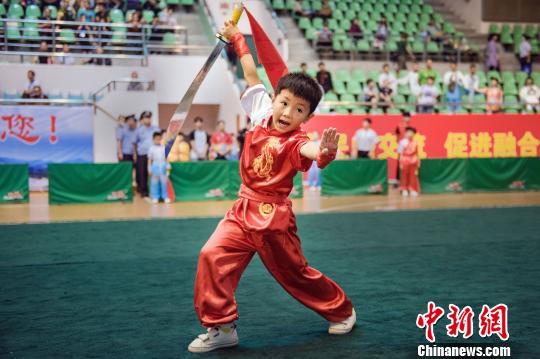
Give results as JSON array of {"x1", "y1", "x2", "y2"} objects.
[
  {"x1": 193, "y1": 189, "x2": 353, "y2": 327},
  {"x1": 400, "y1": 163, "x2": 420, "y2": 192}
]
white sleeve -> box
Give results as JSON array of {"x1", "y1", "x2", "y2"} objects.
[{"x1": 240, "y1": 84, "x2": 273, "y2": 127}]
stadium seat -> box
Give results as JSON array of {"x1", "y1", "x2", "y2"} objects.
[
  {"x1": 324, "y1": 92, "x2": 338, "y2": 102},
  {"x1": 6, "y1": 25, "x2": 21, "y2": 39},
  {"x1": 0, "y1": 4, "x2": 5, "y2": 17},
  {"x1": 142, "y1": 10, "x2": 154, "y2": 23},
  {"x1": 25, "y1": 4, "x2": 40, "y2": 18},
  {"x1": 346, "y1": 81, "x2": 362, "y2": 96},
  {"x1": 8, "y1": 3, "x2": 23, "y2": 18},
  {"x1": 23, "y1": 26, "x2": 39, "y2": 40},
  {"x1": 68, "y1": 91, "x2": 84, "y2": 101},
  {"x1": 351, "y1": 69, "x2": 366, "y2": 84},
  {"x1": 162, "y1": 32, "x2": 176, "y2": 46},
  {"x1": 59, "y1": 29, "x2": 76, "y2": 43},
  {"x1": 109, "y1": 9, "x2": 124, "y2": 23},
  {"x1": 46, "y1": 5, "x2": 57, "y2": 18},
  {"x1": 333, "y1": 80, "x2": 347, "y2": 95}
]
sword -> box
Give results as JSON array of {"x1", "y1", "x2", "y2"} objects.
[{"x1": 164, "y1": 3, "x2": 244, "y2": 158}]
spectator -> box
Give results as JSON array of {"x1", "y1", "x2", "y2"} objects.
[
  {"x1": 147, "y1": 131, "x2": 171, "y2": 203},
  {"x1": 396, "y1": 32, "x2": 414, "y2": 71},
  {"x1": 374, "y1": 16, "x2": 389, "y2": 49},
  {"x1": 23, "y1": 70, "x2": 40, "y2": 96},
  {"x1": 57, "y1": 0, "x2": 77, "y2": 23},
  {"x1": 378, "y1": 63, "x2": 397, "y2": 94},
  {"x1": 319, "y1": 0, "x2": 332, "y2": 20},
  {"x1": 417, "y1": 76, "x2": 439, "y2": 113},
  {"x1": 419, "y1": 59, "x2": 437, "y2": 85},
  {"x1": 519, "y1": 77, "x2": 540, "y2": 113},
  {"x1": 463, "y1": 63, "x2": 480, "y2": 105},
  {"x1": 442, "y1": 61, "x2": 465, "y2": 87},
  {"x1": 348, "y1": 19, "x2": 363, "y2": 39},
  {"x1": 33, "y1": 41, "x2": 54, "y2": 65},
  {"x1": 293, "y1": 0, "x2": 307, "y2": 17},
  {"x1": 22, "y1": 85, "x2": 48, "y2": 101},
  {"x1": 397, "y1": 62, "x2": 421, "y2": 96},
  {"x1": 300, "y1": 62, "x2": 308, "y2": 74},
  {"x1": 422, "y1": 18, "x2": 443, "y2": 44},
  {"x1": 76, "y1": 15, "x2": 94, "y2": 46},
  {"x1": 306, "y1": 132, "x2": 321, "y2": 191},
  {"x1": 485, "y1": 34, "x2": 501, "y2": 72},
  {"x1": 38, "y1": 8, "x2": 54, "y2": 39},
  {"x1": 317, "y1": 24, "x2": 333, "y2": 48},
  {"x1": 134, "y1": 111, "x2": 160, "y2": 198},
  {"x1": 85, "y1": 46, "x2": 112, "y2": 66},
  {"x1": 128, "y1": 11, "x2": 144, "y2": 39},
  {"x1": 398, "y1": 127, "x2": 420, "y2": 197},
  {"x1": 168, "y1": 133, "x2": 191, "y2": 162},
  {"x1": 316, "y1": 62, "x2": 333, "y2": 93},
  {"x1": 127, "y1": 71, "x2": 144, "y2": 91},
  {"x1": 394, "y1": 112, "x2": 411, "y2": 187},
  {"x1": 363, "y1": 79, "x2": 379, "y2": 110},
  {"x1": 446, "y1": 82, "x2": 462, "y2": 114},
  {"x1": 353, "y1": 118, "x2": 379, "y2": 159},
  {"x1": 519, "y1": 35, "x2": 532, "y2": 76},
  {"x1": 210, "y1": 120, "x2": 233, "y2": 160},
  {"x1": 56, "y1": 44, "x2": 76, "y2": 65},
  {"x1": 77, "y1": 0, "x2": 95, "y2": 22},
  {"x1": 159, "y1": 6, "x2": 177, "y2": 26},
  {"x1": 481, "y1": 77, "x2": 503, "y2": 114},
  {"x1": 379, "y1": 80, "x2": 394, "y2": 110},
  {"x1": 189, "y1": 117, "x2": 210, "y2": 161},
  {"x1": 149, "y1": 15, "x2": 165, "y2": 42},
  {"x1": 116, "y1": 114, "x2": 137, "y2": 163},
  {"x1": 142, "y1": 0, "x2": 161, "y2": 12}
]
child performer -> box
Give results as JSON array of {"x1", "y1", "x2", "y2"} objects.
[
  {"x1": 188, "y1": 21, "x2": 355, "y2": 353},
  {"x1": 398, "y1": 127, "x2": 420, "y2": 197},
  {"x1": 147, "y1": 131, "x2": 171, "y2": 203}
]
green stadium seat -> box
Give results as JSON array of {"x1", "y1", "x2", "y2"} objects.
[
  {"x1": 342, "y1": 37, "x2": 354, "y2": 51},
  {"x1": 346, "y1": 81, "x2": 363, "y2": 96},
  {"x1": 6, "y1": 25, "x2": 20, "y2": 39},
  {"x1": 59, "y1": 29, "x2": 76, "y2": 43},
  {"x1": 427, "y1": 41, "x2": 440, "y2": 54},
  {"x1": 45, "y1": 5, "x2": 57, "y2": 18},
  {"x1": 504, "y1": 95, "x2": 520, "y2": 112},
  {"x1": 412, "y1": 41, "x2": 425, "y2": 53},
  {"x1": 367, "y1": 70, "x2": 380, "y2": 81},
  {"x1": 503, "y1": 82, "x2": 518, "y2": 96},
  {"x1": 336, "y1": 106, "x2": 349, "y2": 114},
  {"x1": 180, "y1": 0, "x2": 194, "y2": 4},
  {"x1": 162, "y1": 32, "x2": 176, "y2": 45},
  {"x1": 272, "y1": 0, "x2": 285, "y2": 10},
  {"x1": 298, "y1": 17, "x2": 311, "y2": 31},
  {"x1": 335, "y1": 69, "x2": 350, "y2": 83},
  {"x1": 23, "y1": 27, "x2": 39, "y2": 40},
  {"x1": 352, "y1": 69, "x2": 366, "y2": 83},
  {"x1": 285, "y1": 0, "x2": 295, "y2": 11},
  {"x1": 398, "y1": 85, "x2": 411, "y2": 96},
  {"x1": 387, "y1": 108, "x2": 402, "y2": 114},
  {"x1": 25, "y1": 4, "x2": 40, "y2": 18},
  {"x1": 0, "y1": 4, "x2": 6, "y2": 17},
  {"x1": 166, "y1": 0, "x2": 180, "y2": 5},
  {"x1": 487, "y1": 71, "x2": 501, "y2": 82},
  {"x1": 312, "y1": 17, "x2": 323, "y2": 30},
  {"x1": 327, "y1": 18, "x2": 338, "y2": 31},
  {"x1": 333, "y1": 80, "x2": 347, "y2": 95},
  {"x1": 357, "y1": 39, "x2": 370, "y2": 52},
  {"x1": 352, "y1": 107, "x2": 367, "y2": 114},
  {"x1": 488, "y1": 24, "x2": 499, "y2": 34},
  {"x1": 110, "y1": 9, "x2": 124, "y2": 23},
  {"x1": 394, "y1": 94, "x2": 406, "y2": 109},
  {"x1": 332, "y1": 39, "x2": 343, "y2": 52},
  {"x1": 143, "y1": 10, "x2": 154, "y2": 23},
  {"x1": 8, "y1": 3, "x2": 23, "y2": 18},
  {"x1": 370, "y1": 108, "x2": 384, "y2": 115},
  {"x1": 111, "y1": 30, "x2": 127, "y2": 44},
  {"x1": 324, "y1": 92, "x2": 339, "y2": 102}
]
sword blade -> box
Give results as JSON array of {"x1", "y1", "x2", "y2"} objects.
[{"x1": 164, "y1": 41, "x2": 226, "y2": 156}]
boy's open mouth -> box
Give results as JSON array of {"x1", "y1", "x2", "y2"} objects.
[{"x1": 277, "y1": 118, "x2": 290, "y2": 128}]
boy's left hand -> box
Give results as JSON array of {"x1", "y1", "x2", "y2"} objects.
[{"x1": 320, "y1": 127, "x2": 339, "y2": 156}]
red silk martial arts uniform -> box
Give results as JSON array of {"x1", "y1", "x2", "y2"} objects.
[
  {"x1": 194, "y1": 84, "x2": 353, "y2": 327},
  {"x1": 399, "y1": 138, "x2": 420, "y2": 193}
]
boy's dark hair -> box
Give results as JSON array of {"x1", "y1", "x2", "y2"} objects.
[
  {"x1": 153, "y1": 131, "x2": 162, "y2": 139},
  {"x1": 194, "y1": 116, "x2": 203, "y2": 123},
  {"x1": 402, "y1": 111, "x2": 411, "y2": 118},
  {"x1": 140, "y1": 111, "x2": 152, "y2": 120},
  {"x1": 405, "y1": 126, "x2": 417, "y2": 134},
  {"x1": 275, "y1": 72, "x2": 322, "y2": 115},
  {"x1": 490, "y1": 76, "x2": 499, "y2": 83},
  {"x1": 366, "y1": 79, "x2": 374, "y2": 84},
  {"x1": 364, "y1": 118, "x2": 372, "y2": 124}
]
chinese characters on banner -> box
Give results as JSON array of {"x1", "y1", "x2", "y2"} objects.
[
  {"x1": 303, "y1": 114, "x2": 540, "y2": 179},
  {"x1": 0, "y1": 106, "x2": 93, "y2": 176},
  {"x1": 417, "y1": 301, "x2": 509, "y2": 343}
]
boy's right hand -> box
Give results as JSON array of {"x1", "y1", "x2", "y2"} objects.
[{"x1": 221, "y1": 20, "x2": 240, "y2": 41}]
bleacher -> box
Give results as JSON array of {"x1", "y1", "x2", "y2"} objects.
[
  {"x1": 271, "y1": 0, "x2": 479, "y2": 61},
  {"x1": 489, "y1": 23, "x2": 540, "y2": 56},
  {"x1": 254, "y1": 66, "x2": 540, "y2": 114}
]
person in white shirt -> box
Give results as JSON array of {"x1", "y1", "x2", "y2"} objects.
[
  {"x1": 147, "y1": 131, "x2": 171, "y2": 203},
  {"x1": 442, "y1": 62, "x2": 465, "y2": 87},
  {"x1": 519, "y1": 35, "x2": 532, "y2": 76},
  {"x1": 397, "y1": 62, "x2": 421, "y2": 96},
  {"x1": 56, "y1": 44, "x2": 76, "y2": 65},
  {"x1": 417, "y1": 76, "x2": 440, "y2": 113},
  {"x1": 363, "y1": 79, "x2": 379, "y2": 109},
  {"x1": 378, "y1": 63, "x2": 397, "y2": 94},
  {"x1": 189, "y1": 117, "x2": 209, "y2": 161},
  {"x1": 353, "y1": 118, "x2": 379, "y2": 158},
  {"x1": 463, "y1": 63, "x2": 480, "y2": 104},
  {"x1": 519, "y1": 77, "x2": 540, "y2": 113}
]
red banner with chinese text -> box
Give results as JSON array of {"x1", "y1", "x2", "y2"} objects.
[{"x1": 302, "y1": 114, "x2": 540, "y2": 180}]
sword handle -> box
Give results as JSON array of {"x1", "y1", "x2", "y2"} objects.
[
  {"x1": 230, "y1": 3, "x2": 244, "y2": 25},
  {"x1": 216, "y1": 2, "x2": 244, "y2": 43}
]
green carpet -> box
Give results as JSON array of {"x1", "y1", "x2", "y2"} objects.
[{"x1": 1, "y1": 207, "x2": 539, "y2": 358}]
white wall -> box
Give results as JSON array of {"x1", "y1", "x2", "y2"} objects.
[{"x1": 442, "y1": 0, "x2": 485, "y2": 33}]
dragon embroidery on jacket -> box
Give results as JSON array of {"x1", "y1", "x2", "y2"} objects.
[{"x1": 252, "y1": 137, "x2": 280, "y2": 181}]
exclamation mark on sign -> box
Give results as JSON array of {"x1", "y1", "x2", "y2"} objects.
[{"x1": 50, "y1": 115, "x2": 57, "y2": 143}]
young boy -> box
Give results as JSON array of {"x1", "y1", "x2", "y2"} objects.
[
  {"x1": 188, "y1": 21, "x2": 355, "y2": 353},
  {"x1": 398, "y1": 127, "x2": 420, "y2": 197},
  {"x1": 147, "y1": 131, "x2": 171, "y2": 203}
]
